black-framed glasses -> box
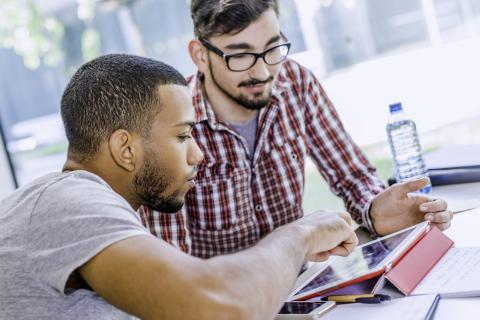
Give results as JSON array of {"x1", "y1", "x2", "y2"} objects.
[{"x1": 200, "y1": 38, "x2": 291, "y2": 72}]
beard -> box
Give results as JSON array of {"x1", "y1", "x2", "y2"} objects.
[
  {"x1": 133, "y1": 148, "x2": 184, "y2": 213},
  {"x1": 209, "y1": 59, "x2": 273, "y2": 110}
]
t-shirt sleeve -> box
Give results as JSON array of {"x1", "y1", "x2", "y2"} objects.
[{"x1": 26, "y1": 173, "x2": 152, "y2": 294}]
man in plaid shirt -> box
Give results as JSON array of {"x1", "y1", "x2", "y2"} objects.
[{"x1": 140, "y1": 0, "x2": 452, "y2": 258}]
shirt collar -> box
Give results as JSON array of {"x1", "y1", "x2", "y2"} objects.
[{"x1": 190, "y1": 73, "x2": 217, "y2": 127}]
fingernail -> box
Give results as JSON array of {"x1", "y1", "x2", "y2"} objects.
[
  {"x1": 420, "y1": 205, "x2": 428, "y2": 212},
  {"x1": 426, "y1": 214, "x2": 434, "y2": 221}
]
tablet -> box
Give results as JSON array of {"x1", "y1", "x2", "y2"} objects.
[
  {"x1": 290, "y1": 222, "x2": 430, "y2": 301},
  {"x1": 275, "y1": 301, "x2": 335, "y2": 319}
]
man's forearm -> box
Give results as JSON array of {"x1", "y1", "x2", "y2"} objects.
[
  {"x1": 79, "y1": 213, "x2": 354, "y2": 320},
  {"x1": 200, "y1": 211, "x2": 357, "y2": 320},
  {"x1": 204, "y1": 224, "x2": 309, "y2": 320}
]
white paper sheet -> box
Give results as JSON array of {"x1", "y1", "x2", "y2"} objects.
[
  {"x1": 433, "y1": 298, "x2": 480, "y2": 320},
  {"x1": 413, "y1": 247, "x2": 480, "y2": 297},
  {"x1": 320, "y1": 294, "x2": 438, "y2": 320}
]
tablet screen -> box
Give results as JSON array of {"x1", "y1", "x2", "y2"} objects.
[
  {"x1": 278, "y1": 301, "x2": 329, "y2": 314},
  {"x1": 295, "y1": 225, "x2": 418, "y2": 296}
]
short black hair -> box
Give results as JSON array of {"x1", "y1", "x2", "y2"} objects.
[
  {"x1": 61, "y1": 54, "x2": 188, "y2": 161},
  {"x1": 190, "y1": 0, "x2": 279, "y2": 39}
]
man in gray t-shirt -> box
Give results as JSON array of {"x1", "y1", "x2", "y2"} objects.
[
  {"x1": 0, "y1": 171, "x2": 147, "y2": 319},
  {"x1": 0, "y1": 54, "x2": 357, "y2": 319}
]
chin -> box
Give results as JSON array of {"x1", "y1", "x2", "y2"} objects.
[
  {"x1": 150, "y1": 197, "x2": 185, "y2": 213},
  {"x1": 250, "y1": 93, "x2": 268, "y2": 101},
  {"x1": 252, "y1": 89, "x2": 273, "y2": 103}
]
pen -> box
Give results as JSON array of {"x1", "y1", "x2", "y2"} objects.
[{"x1": 321, "y1": 294, "x2": 391, "y2": 304}]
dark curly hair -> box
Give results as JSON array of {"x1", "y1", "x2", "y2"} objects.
[{"x1": 190, "y1": 0, "x2": 279, "y2": 39}]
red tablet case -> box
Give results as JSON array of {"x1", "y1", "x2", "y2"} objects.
[{"x1": 385, "y1": 226, "x2": 453, "y2": 295}]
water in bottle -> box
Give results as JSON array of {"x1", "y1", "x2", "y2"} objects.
[{"x1": 386, "y1": 102, "x2": 431, "y2": 194}]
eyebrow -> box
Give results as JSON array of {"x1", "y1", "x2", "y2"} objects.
[
  {"x1": 224, "y1": 34, "x2": 282, "y2": 51},
  {"x1": 174, "y1": 121, "x2": 195, "y2": 128}
]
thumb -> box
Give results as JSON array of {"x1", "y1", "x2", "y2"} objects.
[{"x1": 393, "y1": 177, "x2": 430, "y2": 196}]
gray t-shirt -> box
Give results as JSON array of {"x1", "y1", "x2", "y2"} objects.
[
  {"x1": 0, "y1": 170, "x2": 151, "y2": 319},
  {"x1": 230, "y1": 113, "x2": 259, "y2": 159}
]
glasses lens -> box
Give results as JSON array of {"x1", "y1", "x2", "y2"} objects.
[
  {"x1": 264, "y1": 44, "x2": 290, "y2": 65},
  {"x1": 228, "y1": 54, "x2": 257, "y2": 71}
]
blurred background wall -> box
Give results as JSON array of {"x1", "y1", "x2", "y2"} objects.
[
  {"x1": 1, "y1": 0, "x2": 479, "y2": 208},
  {"x1": 0, "y1": 122, "x2": 16, "y2": 198}
]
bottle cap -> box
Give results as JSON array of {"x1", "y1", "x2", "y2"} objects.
[{"x1": 389, "y1": 102, "x2": 403, "y2": 114}]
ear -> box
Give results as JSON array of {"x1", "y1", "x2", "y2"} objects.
[
  {"x1": 188, "y1": 39, "x2": 209, "y2": 74},
  {"x1": 108, "y1": 129, "x2": 139, "y2": 172}
]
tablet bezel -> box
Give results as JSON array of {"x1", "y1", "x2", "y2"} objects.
[{"x1": 275, "y1": 301, "x2": 336, "y2": 319}]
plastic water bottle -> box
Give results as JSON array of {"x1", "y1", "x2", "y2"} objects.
[{"x1": 386, "y1": 102, "x2": 431, "y2": 194}]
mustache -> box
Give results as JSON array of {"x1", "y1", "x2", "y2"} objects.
[{"x1": 238, "y1": 76, "x2": 274, "y2": 88}]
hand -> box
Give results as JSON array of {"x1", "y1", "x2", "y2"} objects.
[
  {"x1": 294, "y1": 211, "x2": 358, "y2": 262},
  {"x1": 370, "y1": 177, "x2": 453, "y2": 235}
]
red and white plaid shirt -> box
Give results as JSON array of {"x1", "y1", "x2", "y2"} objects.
[{"x1": 139, "y1": 59, "x2": 385, "y2": 258}]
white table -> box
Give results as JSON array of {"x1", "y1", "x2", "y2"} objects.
[
  {"x1": 427, "y1": 182, "x2": 480, "y2": 247},
  {"x1": 431, "y1": 182, "x2": 480, "y2": 201},
  {"x1": 429, "y1": 182, "x2": 480, "y2": 318}
]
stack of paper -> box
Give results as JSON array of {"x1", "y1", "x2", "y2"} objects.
[
  {"x1": 320, "y1": 294, "x2": 438, "y2": 320},
  {"x1": 412, "y1": 247, "x2": 480, "y2": 298}
]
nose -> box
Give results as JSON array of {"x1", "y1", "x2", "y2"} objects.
[
  {"x1": 248, "y1": 57, "x2": 270, "y2": 81},
  {"x1": 188, "y1": 138, "x2": 204, "y2": 167}
]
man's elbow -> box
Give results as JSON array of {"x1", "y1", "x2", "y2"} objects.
[
  {"x1": 190, "y1": 280, "x2": 258, "y2": 320},
  {"x1": 138, "y1": 285, "x2": 253, "y2": 320},
  {"x1": 193, "y1": 264, "x2": 268, "y2": 320},
  {"x1": 202, "y1": 295, "x2": 253, "y2": 320}
]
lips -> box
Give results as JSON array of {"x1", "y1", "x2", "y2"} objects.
[
  {"x1": 186, "y1": 179, "x2": 196, "y2": 188},
  {"x1": 186, "y1": 172, "x2": 197, "y2": 188},
  {"x1": 238, "y1": 76, "x2": 273, "y2": 89},
  {"x1": 244, "y1": 82, "x2": 268, "y2": 94},
  {"x1": 187, "y1": 172, "x2": 197, "y2": 181}
]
